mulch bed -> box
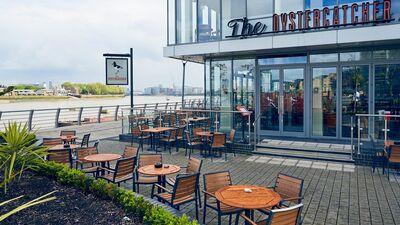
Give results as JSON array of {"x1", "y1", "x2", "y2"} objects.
[{"x1": 0, "y1": 172, "x2": 141, "y2": 225}]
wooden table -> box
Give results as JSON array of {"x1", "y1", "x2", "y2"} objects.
[
  {"x1": 84, "y1": 153, "x2": 122, "y2": 175},
  {"x1": 142, "y1": 127, "x2": 175, "y2": 151},
  {"x1": 138, "y1": 164, "x2": 180, "y2": 192},
  {"x1": 60, "y1": 135, "x2": 77, "y2": 143},
  {"x1": 215, "y1": 185, "x2": 281, "y2": 225},
  {"x1": 49, "y1": 144, "x2": 78, "y2": 151}
]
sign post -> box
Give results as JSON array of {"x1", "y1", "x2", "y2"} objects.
[{"x1": 103, "y1": 48, "x2": 134, "y2": 112}]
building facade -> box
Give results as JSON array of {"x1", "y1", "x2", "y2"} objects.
[{"x1": 164, "y1": 0, "x2": 400, "y2": 140}]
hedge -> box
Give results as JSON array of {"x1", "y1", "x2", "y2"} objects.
[{"x1": 36, "y1": 161, "x2": 199, "y2": 225}]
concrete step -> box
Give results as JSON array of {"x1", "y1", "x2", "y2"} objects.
[
  {"x1": 257, "y1": 140, "x2": 352, "y2": 155},
  {"x1": 254, "y1": 147, "x2": 355, "y2": 163}
]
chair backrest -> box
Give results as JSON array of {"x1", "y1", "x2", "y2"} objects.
[
  {"x1": 203, "y1": 171, "x2": 232, "y2": 199},
  {"x1": 274, "y1": 173, "x2": 304, "y2": 204},
  {"x1": 177, "y1": 127, "x2": 185, "y2": 138},
  {"x1": 76, "y1": 146, "x2": 98, "y2": 160},
  {"x1": 229, "y1": 129, "x2": 236, "y2": 142},
  {"x1": 138, "y1": 154, "x2": 162, "y2": 167},
  {"x1": 140, "y1": 124, "x2": 149, "y2": 131},
  {"x1": 172, "y1": 173, "x2": 199, "y2": 205},
  {"x1": 131, "y1": 126, "x2": 141, "y2": 137},
  {"x1": 81, "y1": 134, "x2": 91, "y2": 147},
  {"x1": 268, "y1": 204, "x2": 303, "y2": 225},
  {"x1": 168, "y1": 129, "x2": 177, "y2": 140},
  {"x1": 123, "y1": 146, "x2": 138, "y2": 158},
  {"x1": 60, "y1": 130, "x2": 76, "y2": 136},
  {"x1": 186, "y1": 157, "x2": 203, "y2": 174},
  {"x1": 43, "y1": 138, "x2": 62, "y2": 147},
  {"x1": 211, "y1": 133, "x2": 226, "y2": 147},
  {"x1": 47, "y1": 149, "x2": 72, "y2": 167},
  {"x1": 114, "y1": 157, "x2": 136, "y2": 181},
  {"x1": 193, "y1": 127, "x2": 203, "y2": 136},
  {"x1": 389, "y1": 145, "x2": 400, "y2": 161}
]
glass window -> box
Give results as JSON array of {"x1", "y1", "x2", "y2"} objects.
[
  {"x1": 205, "y1": 59, "x2": 211, "y2": 108},
  {"x1": 222, "y1": 0, "x2": 246, "y2": 38},
  {"x1": 211, "y1": 60, "x2": 232, "y2": 130},
  {"x1": 176, "y1": 0, "x2": 197, "y2": 44},
  {"x1": 247, "y1": 0, "x2": 273, "y2": 18},
  {"x1": 258, "y1": 55, "x2": 307, "y2": 65},
  {"x1": 275, "y1": 0, "x2": 304, "y2": 14},
  {"x1": 340, "y1": 51, "x2": 371, "y2": 61},
  {"x1": 306, "y1": 0, "x2": 337, "y2": 9},
  {"x1": 393, "y1": 0, "x2": 400, "y2": 22},
  {"x1": 283, "y1": 68, "x2": 305, "y2": 132},
  {"x1": 260, "y1": 69, "x2": 280, "y2": 131},
  {"x1": 198, "y1": 0, "x2": 221, "y2": 42},
  {"x1": 168, "y1": 0, "x2": 176, "y2": 45},
  {"x1": 312, "y1": 67, "x2": 337, "y2": 136},
  {"x1": 310, "y1": 53, "x2": 339, "y2": 63},
  {"x1": 373, "y1": 49, "x2": 400, "y2": 60}
]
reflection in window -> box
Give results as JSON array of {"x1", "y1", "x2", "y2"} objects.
[
  {"x1": 312, "y1": 68, "x2": 337, "y2": 136},
  {"x1": 211, "y1": 60, "x2": 232, "y2": 130},
  {"x1": 374, "y1": 64, "x2": 400, "y2": 140},
  {"x1": 222, "y1": 0, "x2": 246, "y2": 38},
  {"x1": 205, "y1": 60, "x2": 211, "y2": 108},
  {"x1": 198, "y1": 0, "x2": 221, "y2": 42},
  {"x1": 176, "y1": 0, "x2": 197, "y2": 44},
  {"x1": 340, "y1": 52, "x2": 371, "y2": 61},
  {"x1": 373, "y1": 49, "x2": 400, "y2": 60},
  {"x1": 259, "y1": 56, "x2": 307, "y2": 65},
  {"x1": 168, "y1": 0, "x2": 176, "y2": 45},
  {"x1": 247, "y1": 0, "x2": 273, "y2": 18},
  {"x1": 275, "y1": 0, "x2": 304, "y2": 14},
  {"x1": 306, "y1": 0, "x2": 337, "y2": 8},
  {"x1": 310, "y1": 53, "x2": 339, "y2": 63}
]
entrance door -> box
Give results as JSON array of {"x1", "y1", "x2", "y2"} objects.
[{"x1": 259, "y1": 67, "x2": 305, "y2": 136}]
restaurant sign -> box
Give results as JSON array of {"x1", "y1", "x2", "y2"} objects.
[
  {"x1": 105, "y1": 58, "x2": 129, "y2": 85},
  {"x1": 227, "y1": 0, "x2": 393, "y2": 38}
]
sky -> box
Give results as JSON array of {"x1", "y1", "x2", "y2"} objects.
[{"x1": 0, "y1": 0, "x2": 204, "y2": 90}]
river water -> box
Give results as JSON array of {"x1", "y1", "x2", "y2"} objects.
[{"x1": 0, "y1": 95, "x2": 199, "y2": 111}]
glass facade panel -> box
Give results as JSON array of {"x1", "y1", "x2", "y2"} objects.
[
  {"x1": 168, "y1": 0, "x2": 176, "y2": 45},
  {"x1": 247, "y1": 0, "x2": 273, "y2": 18},
  {"x1": 205, "y1": 59, "x2": 211, "y2": 108},
  {"x1": 310, "y1": 53, "x2": 339, "y2": 63},
  {"x1": 283, "y1": 69, "x2": 304, "y2": 132},
  {"x1": 373, "y1": 49, "x2": 400, "y2": 60},
  {"x1": 374, "y1": 64, "x2": 400, "y2": 140},
  {"x1": 198, "y1": 0, "x2": 221, "y2": 42},
  {"x1": 341, "y1": 65, "x2": 369, "y2": 138},
  {"x1": 312, "y1": 68, "x2": 337, "y2": 136},
  {"x1": 258, "y1": 56, "x2": 307, "y2": 65},
  {"x1": 260, "y1": 69, "x2": 280, "y2": 131},
  {"x1": 177, "y1": 0, "x2": 197, "y2": 44},
  {"x1": 211, "y1": 60, "x2": 232, "y2": 130},
  {"x1": 306, "y1": 0, "x2": 337, "y2": 8},
  {"x1": 275, "y1": 0, "x2": 304, "y2": 14},
  {"x1": 340, "y1": 51, "x2": 371, "y2": 62},
  {"x1": 222, "y1": 0, "x2": 246, "y2": 38}
]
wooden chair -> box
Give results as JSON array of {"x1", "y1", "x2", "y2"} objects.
[
  {"x1": 176, "y1": 126, "x2": 186, "y2": 151},
  {"x1": 225, "y1": 129, "x2": 236, "y2": 156},
  {"x1": 185, "y1": 131, "x2": 203, "y2": 158},
  {"x1": 159, "y1": 129, "x2": 177, "y2": 154},
  {"x1": 209, "y1": 133, "x2": 227, "y2": 161},
  {"x1": 152, "y1": 173, "x2": 200, "y2": 221},
  {"x1": 42, "y1": 138, "x2": 63, "y2": 147},
  {"x1": 47, "y1": 149, "x2": 72, "y2": 168},
  {"x1": 131, "y1": 126, "x2": 150, "y2": 151},
  {"x1": 98, "y1": 157, "x2": 136, "y2": 188},
  {"x1": 166, "y1": 158, "x2": 203, "y2": 207},
  {"x1": 193, "y1": 127, "x2": 203, "y2": 140},
  {"x1": 387, "y1": 145, "x2": 400, "y2": 180},
  {"x1": 77, "y1": 133, "x2": 90, "y2": 148},
  {"x1": 202, "y1": 171, "x2": 243, "y2": 225},
  {"x1": 60, "y1": 130, "x2": 76, "y2": 136},
  {"x1": 240, "y1": 204, "x2": 303, "y2": 225},
  {"x1": 123, "y1": 146, "x2": 138, "y2": 158},
  {"x1": 134, "y1": 154, "x2": 162, "y2": 193},
  {"x1": 75, "y1": 146, "x2": 99, "y2": 175}
]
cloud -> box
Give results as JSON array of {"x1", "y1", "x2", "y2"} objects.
[{"x1": 0, "y1": 0, "x2": 203, "y2": 90}]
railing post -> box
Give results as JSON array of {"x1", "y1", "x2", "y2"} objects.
[
  {"x1": 248, "y1": 113, "x2": 251, "y2": 144},
  {"x1": 350, "y1": 116, "x2": 354, "y2": 159},
  {"x1": 165, "y1": 103, "x2": 169, "y2": 109},
  {"x1": 174, "y1": 102, "x2": 178, "y2": 110},
  {"x1": 55, "y1": 108, "x2": 61, "y2": 128},
  {"x1": 384, "y1": 117, "x2": 388, "y2": 143},
  {"x1": 0, "y1": 111, "x2": 2, "y2": 121},
  {"x1": 115, "y1": 105, "x2": 120, "y2": 121},
  {"x1": 155, "y1": 103, "x2": 159, "y2": 110},
  {"x1": 98, "y1": 106, "x2": 103, "y2": 123},
  {"x1": 28, "y1": 110, "x2": 34, "y2": 131},
  {"x1": 121, "y1": 110, "x2": 125, "y2": 134},
  {"x1": 78, "y1": 107, "x2": 83, "y2": 125},
  {"x1": 357, "y1": 117, "x2": 361, "y2": 155}
]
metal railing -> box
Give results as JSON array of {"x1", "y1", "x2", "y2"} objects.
[{"x1": 0, "y1": 99, "x2": 203, "y2": 131}]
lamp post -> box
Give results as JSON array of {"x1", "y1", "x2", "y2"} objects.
[{"x1": 181, "y1": 60, "x2": 187, "y2": 107}]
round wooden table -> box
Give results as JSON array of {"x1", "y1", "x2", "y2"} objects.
[
  {"x1": 215, "y1": 185, "x2": 281, "y2": 225},
  {"x1": 138, "y1": 164, "x2": 180, "y2": 192},
  {"x1": 84, "y1": 153, "x2": 122, "y2": 175},
  {"x1": 49, "y1": 144, "x2": 78, "y2": 151}
]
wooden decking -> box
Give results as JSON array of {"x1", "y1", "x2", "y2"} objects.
[{"x1": 97, "y1": 138, "x2": 400, "y2": 225}]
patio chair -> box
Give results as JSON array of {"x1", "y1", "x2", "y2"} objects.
[
  {"x1": 123, "y1": 146, "x2": 139, "y2": 158},
  {"x1": 47, "y1": 149, "x2": 72, "y2": 168},
  {"x1": 134, "y1": 154, "x2": 162, "y2": 193},
  {"x1": 131, "y1": 126, "x2": 150, "y2": 151},
  {"x1": 59, "y1": 130, "x2": 76, "y2": 136},
  {"x1": 152, "y1": 173, "x2": 200, "y2": 221},
  {"x1": 202, "y1": 171, "x2": 243, "y2": 225},
  {"x1": 240, "y1": 204, "x2": 303, "y2": 225},
  {"x1": 77, "y1": 133, "x2": 90, "y2": 148},
  {"x1": 75, "y1": 146, "x2": 99, "y2": 176},
  {"x1": 387, "y1": 145, "x2": 400, "y2": 180},
  {"x1": 158, "y1": 129, "x2": 177, "y2": 154},
  {"x1": 166, "y1": 157, "x2": 203, "y2": 207},
  {"x1": 42, "y1": 138, "x2": 63, "y2": 147},
  {"x1": 225, "y1": 129, "x2": 236, "y2": 156},
  {"x1": 193, "y1": 127, "x2": 203, "y2": 140},
  {"x1": 209, "y1": 133, "x2": 227, "y2": 161},
  {"x1": 260, "y1": 173, "x2": 304, "y2": 214},
  {"x1": 176, "y1": 126, "x2": 186, "y2": 150},
  {"x1": 98, "y1": 156, "x2": 136, "y2": 188},
  {"x1": 185, "y1": 131, "x2": 203, "y2": 158}
]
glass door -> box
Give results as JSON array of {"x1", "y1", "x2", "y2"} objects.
[{"x1": 259, "y1": 67, "x2": 305, "y2": 135}]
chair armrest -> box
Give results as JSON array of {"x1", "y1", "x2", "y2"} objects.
[
  {"x1": 283, "y1": 197, "x2": 303, "y2": 202},
  {"x1": 154, "y1": 184, "x2": 173, "y2": 193},
  {"x1": 202, "y1": 190, "x2": 216, "y2": 198},
  {"x1": 98, "y1": 167, "x2": 115, "y2": 173},
  {"x1": 240, "y1": 214, "x2": 258, "y2": 225}
]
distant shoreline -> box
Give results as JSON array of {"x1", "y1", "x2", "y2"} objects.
[{"x1": 0, "y1": 94, "x2": 125, "y2": 101}]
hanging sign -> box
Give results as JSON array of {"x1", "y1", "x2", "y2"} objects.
[{"x1": 105, "y1": 58, "x2": 129, "y2": 85}]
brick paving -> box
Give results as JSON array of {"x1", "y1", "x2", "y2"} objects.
[{"x1": 95, "y1": 137, "x2": 400, "y2": 225}]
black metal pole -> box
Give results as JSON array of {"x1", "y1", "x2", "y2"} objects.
[
  {"x1": 130, "y1": 48, "x2": 134, "y2": 113},
  {"x1": 181, "y1": 61, "x2": 187, "y2": 107}
]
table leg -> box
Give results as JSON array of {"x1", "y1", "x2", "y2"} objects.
[
  {"x1": 244, "y1": 209, "x2": 253, "y2": 225},
  {"x1": 157, "y1": 175, "x2": 163, "y2": 193},
  {"x1": 101, "y1": 162, "x2": 106, "y2": 176}
]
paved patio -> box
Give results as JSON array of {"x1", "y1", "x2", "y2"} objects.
[{"x1": 96, "y1": 137, "x2": 400, "y2": 225}]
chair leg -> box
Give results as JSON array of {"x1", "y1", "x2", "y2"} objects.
[
  {"x1": 234, "y1": 213, "x2": 240, "y2": 225},
  {"x1": 151, "y1": 184, "x2": 155, "y2": 198},
  {"x1": 185, "y1": 145, "x2": 188, "y2": 156},
  {"x1": 202, "y1": 203, "x2": 207, "y2": 224},
  {"x1": 195, "y1": 198, "x2": 199, "y2": 221},
  {"x1": 197, "y1": 187, "x2": 202, "y2": 208},
  {"x1": 217, "y1": 213, "x2": 222, "y2": 225}
]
